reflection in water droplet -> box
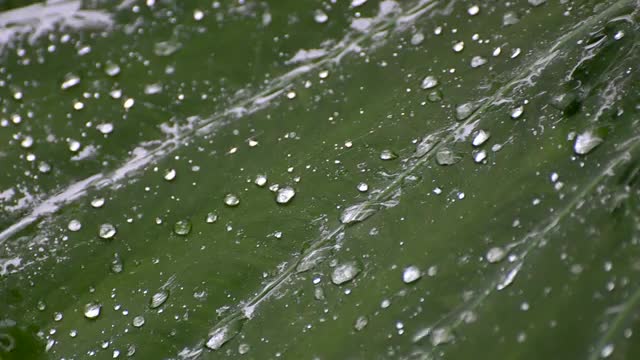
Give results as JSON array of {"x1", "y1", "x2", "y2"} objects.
[
  {"x1": 357, "y1": 182, "x2": 369, "y2": 192},
  {"x1": 276, "y1": 186, "x2": 296, "y2": 204},
  {"x1": 453, "y1": 41, "x2": 465, "y2": 52},
  {"x1": 331, "y1": 262, "x2": 361, "y2": 285},
  {"x1": 224, "y1": 194, "x2": 240, "y2": 207},
  {"x1": 380, "y1": 149, "x2": 398, "y2": 160},
  {"x1": 511, "y1": 106, "x2": 524, "y2": 119},
  {"x1": 421, "y1": 75, "x2": 438, "y2": 89},
  {"x1": 99, "y1": 224, "x2": 116, "y2": 239},
  {"x1": 150, "y1": 290, "x2": 169, "y2": 309},
  {"x1": 132, "y1": 316, "x2": 145, "y2": 328},
  {"x1": 83, "y1": 303, "x2": 101, "y2": 319},
  {"x1": 313, "y1": 9, "x2": 328, "y2": 23},
  {"x1": 206, "y1": 213, "x2": 218, "y2": 223},
  {"x1": 354, "y1": 315, "x2": 369, "y2": 331},
  {"x1": 456, "y1": 103, "x2": 475, "y2": 120},
  {"x1": 254, "y1": 174, "x2": 267, "y2": 187},
  {"x1": 402, "y1": 265, "x2": 422, "y2": 284},
  {"x1": 473, "y1": 149, "x2": 487, "y2": 163},
  {"x1": 164, "y1": 169, "x2": 176, "y2": 181},
  {"x1": 91, "y1": 198, "x2": 105, "y2": 208},
  {"x1": 173, "y1": 220, "x2": 192, "y2": 236},
  {"x1": 68, "y1": 219, "x2": 82, "y2": 232},
  {"x1": 574, "y1": 131, "x2": 602, "y2": 155}
]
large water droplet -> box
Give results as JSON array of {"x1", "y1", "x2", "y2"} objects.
[
  {"x1": 276, "y1": 186, "x2": 296, "y2": 204},
  {"x1": 472, "y1": 130, "x2": 490, "y2": 147},
  {"x1": 224, "y1": 194, "x2": 240, "y2": 207},
  {"x1": 99, "y1": 224, "x2": 116, "y2": 239},
  {"x1": 331, "y1": 261, "x2": 361, "y2": 285},
  {"x1": 357, "y1": 182, "x2": 369, "y2": 192},
  {"x1": 574, "y1": 131, "x2": 603, "y2": 155},
  {"x1": 173, "y1": 220, "x2": 192, "y2": 236},
  {"x1": 83, "y1": 303, "x2": 101, "y2": 319},
  {"x1": 402, "y1": 265, "x2": 422, "y2": 284},
  {"x1": 150, "y1": 290, "x2": 169, "y2": 309}
]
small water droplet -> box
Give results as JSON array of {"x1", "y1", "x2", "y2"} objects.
[
  {"x1": 314, "y1": 9, "x2": 328, "y2": 23},
  {"x1": 154, "y1": 40, "x2": 181, "y2": 56},
  {"x1": 97, "y1": 123, "x2": 114, "y2": 135},
  {"x1": 528, "y1": 0, "x2": 547, "y2": 6},
  {"x1": 511, "y1": 106, "x2": 524, "y2": 119},
  {"x1": 238, "y1": 343, "x2": 250, "y2": 355},
  {"x1": 53, "y1": 312, "x2": 63, "y2": 321},
  {"x1": 173, "y1": 220, "x2": 192, "y2": 236},
  {"x1": 436, "y1": 148, "x2": 461, "y2": 166},
  {"x1": 357, "y1": 182, "x2": 369, "y2": 192},
  {"x1": 502, "y1": 11, "x2": 520, "y2": 26},
  {"x1": 99, "y1": 224, "x2": 116, "y2": 239},
  {"x1": 83, "y1": 303, "x2": 101, "y2": 319},
  {"x1": 430, "y1": 327, "x2": 454, "y2": 346},
  {"x1": 410, "y1": 32, "x2": 424, "y2": 45},
  {"x1": 402, "y1": 265, "x2": 422, "y2": 284},
  {"x1": 331, "y1": 261, "x2": 361, "y2": 285},
  {"x1": 456, "y1": 103, "x2": 475, "y2": 120},
  {"x1": 61, "y1": 73, "x2": 80, "y2": 90},
  {"x1": 276, "y1": 186, "x2": 296, "y2": 204},
  {"x1": 452, "y1": 41, "x2": 465, "y2": 52},
  {"x1": 68, "y1": 219, "x2": 82, "y2": 232},
  {"x1": 600, "y1": 344, "x2": 614, "y2": 358},
  {"x1": 354, "y1": 315, "x2": 369, "y2": 331},
  {"x1": 472, "y1": 130, "x2": 490, "y2": 147},
  {"x1": 105, "y1": 62, "x2": 121, "y2": 77},
  {"x1": 473, "y1": 149, "x2": 487, "y2": 163},
  {"x1": 380, "y1": 149, "x2": 398, "y2": 160},
  {"x1": 286, "y1": 91, "x2": 297, "y2": 99},
  {"x1": 486, "y1": 247, "x2": 506, "y2": 263},
  {"x1": 91, "y1": 198, "x2": 105, "y2": 208},
  {"x1": 206, "y1": 213, "x2": 218, "y2": 223},
  {"x1": 150, "y1": 290, "x2": 169, "y2": 309},
  {"x1": 205, "y1": 319, "x2": 243, "y2": 350},
  {"x1": 111, "y1": 253, "x2": 123, "y2": 273},
  {"x1": 224, "y1": 194, "x2": 240, "y2": 207},
  {"x1": 193, "y1": 9, "x2": 204, "y2": 21},
  {"x1": 467, "y1": 5, "x2": 480, "y2": 16},
  {"x1": 470, "y1": 56, "x2": 487, "y2": 68},
  {"x1": 254, "y1": 174, "x2": 267, "y2": 187}
]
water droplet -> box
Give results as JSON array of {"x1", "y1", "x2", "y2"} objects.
[
  {"x1": 574, "y1": 131, "x2": 603, "y2": 155},
  {"x1": 402, "y1": 265, "x2": 422, "y2": 284},
  {"x1": 224, "y1": 194, "x2": 240, "y2": 207},
  {"x1": 421, "y1": 75, "x2": 438, "y2": 89},
  {"x1": 354, "y1": 315, "x2": 369, "y2": 331},
  {"x1": 105, "y1": 62, "x2": 121, "y2": 77},
  {"x1": 68, "y1": 140, "x2": 81, "y2": 152},
  {"x1": 528, "y1": 0, "x2": 547, "y2": 6},
  {"x1": 38, "y1": 162, "x2": 51, "y2": 173},
  {"x1": 154, "y1": 40, "x2": 181, "y2": 56},
  {"x1": 313, "y1": 9, "x2": 328, "y2": 24},
  {"x1": 173, "y1": 220, "x2": 192, "y2": 236},
  {"x1": 430, "y1": 327, "x2": 454, "y2": 346},
  {"x1": 331, "y1": 261, "x2": 361, "y2": 285},
  {"x1": 37, "y1": 300, "x2": 46, "y2": 311},
  {"x1": 132, "y1": 316, "x2": 145, "y2": 328},
  {"x1": 470, "y1": 56, "x2": 487, "y2": 68},
  {"x1": 286, "y1": 91, "x2": 297, "y2": 99},
  {"x1": 472, "y1": 130, "x2": 490, "y2": 147},
  {"x1": 410, "y1": 32, "x2": 424, "y2": 45},
  {"x1": 502, "y1": 11, "x2": 520, "y2": 26},
  {"x1": 83, "y1": 303, "x2": 101, "y2": 319},
  {"x1": 427, "y1": 90, "x2": 443, "y2": 102},
  {"x1": 99, "y1": 224, "x2": 116, "y2": 239},
  {"x1": 601, "y1": 344, "x2": 614, "y2": 358},
  {"x1": 53, "y1": 312, "x2": 63, "y2": 321},
  {"x1": 486, "y1": 247, "x2": 506, "y2": 263},
  {"x1": 206, "y1": 213, "x2": 218, "y2": 223},
  {"x1": 205, "y1": 319, "x2": 243, "y2": 350},
  {"x1": 467, "y1": 5, "x2": 479, "y2": 16},
  {"x1": 150, "y1": 290, "x2": 169, "y2": 309},
  {"x1": 452, "y1": 41, "x2": 465, "y2": 52},
  {"x1": 68, "y1": 219, "x2": 82, "y2": 232},
  {"x1": 319, "y1": 70, "x2": 329, "y2": 79},
  {"x1": 456, "y1": 103, "x2": 475, "y2": 120},
  {"x1": 357, "y1": 182, "x2": 369, "y2": 192},
  {"x1": 96, "y1": 123, "x2": 114, "y2": 134},
  {"x1": 69, "y1": 329, "x2": 77, "y2": 337},
  {"x1": 61, "y1": 73, "x2": 80, "y2": 90},
  {"x1": 238, "y1": 343, "x2": 250, "y2": 355},
  {"x1": 473, "y1": 149, "x2": 487, "y2": 163},
  {"x1": 145, "y1": 83, "x2": 162, "y2": 94},
  {"x1": 91, "y1": 198, "x2": 105, "y2": 208},
  {"x1": 380, "y1": 149, "x2": 398, "y2": 160},
  {"x1": 254, "y1": 174, "x2": 267, "y2": 187},
  {"x1": 511, "y1": 106, "x2": 524, "y2": 119},
  {"x1": 123, "y1": 98, "x2": 135, "y2": 110},
  {"x1": 497, "y1": 264, "x2": 521, "y2": 290},
  {"x1": 193, "y1": 9, "x2": 204, "y2": 21},
  {"x1": 275, "y1": 186, "x2": 297, "y2": 204},
  {"x1": 111, "y1": 253, "x2": 123, "y2": 273},
  {"x1": 436, "y1": 148, "x2": 461, "y2": 166}
]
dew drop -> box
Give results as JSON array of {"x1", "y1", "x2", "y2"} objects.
[
  {"x1": 354, "y1": 315, "x2": 369, "y2": 331},
  {"x1": 150, "y1": 290, "x2": 169, "y2": 309},
  {"x1": 380, "y1": 149, "x2": 398, "y2": 160},
  {"x1": 331, "y1": 262, "x2": 361, "y2": 285},
  {"x1": 503, "y1": 11, "x2": 520, "y2": 26},
  {"x1": 470, "y1": 56, "x2": 487, "y2": 68},
  {"x1": 528, "y1": 0, "x2": 547, "y2": 6},
  {"x1": 467, "y1": 5, "x2": 479, "y2": 16},
  {"x1": 357, "y1": 182, "x2": 369, "y2": 192},
  {"x1": 511, "y1": 106, "x2": 524, "y2": 119},
  {"x1": 472, "y1": 130, "x2": 490, "y2": 147},
  {"x1": 276, "y1": 186, "x2": 296, "y2": 204},
  {"x1": 313, "y1": 9, "x2": 328, "y2": 24},
  {"x1": 91, "y1": 198, "x2": 105, "y2": 208},
  {"x1": 53, "y1": 312, "x2": 63, "y2": 321},
  {"x1": 600, "y1": 344, "x2": 614, "y2": 358},
  {"x1": 61, "y1": 73, "x2": 80, "y2": 90},
  {"x1": 431, "y1": 327, "x2": 454, "y2": 346},
  {"x1": 83, "y1": 303, "x2": 101, "y2": 319},
  {"x1": 456, "y1": 103, "x2": 475, "y2": 121},
  {"x1": 206, "y1": 213, "x2": 218, "y2": 223},
  {"x1": 452, "y1": 41, "x2": 465, "y2": 52},
  {"x1": 420, "y1": 75, "x2": 438, "y2": 89},
  {"x1": 574, "y1": 131, "x2": 603, "y2": 155},
  {"x1": 473, "y1": 150, "x2": 487, "y2": 163},
  {"x1": 154, "y1": 40, "x2": 181, "y2": 56},
  {"x1": 132, "y1": 316, "x2": 145, "y2": 328},
  {"x1": 410, "y1": 32, "x2": 424, "y2": 45},
  {"x1": 99, "y1": 224, "x2": 116, "y2": 239},
  {"x1": 436, "y1": 148, "x2": 461, "y2": 166},
  {"x1": 402, "y1": 265, "x2": 422, "y2": 284},
  {"x1": 68, "y1": 219, "x2": 82, "y2": 232},
  {"x1": 486, "y1": 247, "x2": 506, "y2": 263},
  {"x1": 104, "y1": 62, "x2": 121, "y2": 77},
  {"x1": 238, "y1": 343, "x2": 251, "y2": 355},
  {"x1": 173, "y1": 220, "x2": 192, "y2": 236},
  {"x1": 254, "y1": 174, "x2": 267, "y2": 187}
]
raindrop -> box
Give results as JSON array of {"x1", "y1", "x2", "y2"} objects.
[
  {"x1": 205, "y1": 319, "x2": 243, "y2": 350},
  {"x1": 68, "y1": 140, "x2": 81, "y2": 152},
  {"x1": 276, "y1": 186, "x2": 296, "y2": 204},
  {"x1": 193, "y1": 9, "x2": 204, "y2": 21},
  {"x1": 410, "y1": 32, "x2": 424, "y2": 45},
  {"x1": 473, "y1": 149, "x2": 487, "y2": 163},
  {"x1": 91, "y1": 198, "x2": 105, "y2": 208},
  {"x1": 470, "y1": 56, "x2": 487, "y2": 68},
  {"x1": 452, "y1": 41, "x2": 465, "y2": 52},
  {"x1": 427, "y1": 90, "x2": 443, "y2": 102},
  {"x1": 420, "y1": 75, "x2": 438, "y2": 89},
  {"x1": 111, "y1": 253, "x2": 123, "y2": 273},
  {"x1": 331, "y1": 262, "x2": 361, "y2": 285},
  {"x1": 37, "y1": 300, "x2": 46, "y2": 311},
  {"x1": 511, "y1": 106, "x2": 524, "y2": 119},
  {"x1": 206, "y1": 213, "x2": 218, "y2": 223},
  {"x1": 472, "y1": 130, "x2": 490, "y2": 147},
  {"x1": 380, "y1": 149, "x2": 398, "y2": 160},
  {"x1": 150, "y1": 290, "x2": 169, "y2": 309},
  {"x1": 467, "y1": 5, "x2": 479, "y2": 16},
  {"x1": 83, "y1": 303, "x2": 101, "y2": 319},
  {"x1": 600, "y1": 344, "x2": 614, "y2": 358},
  {"x1": 99, "y1": 224, "x2": 116, "y2": 239},
  {"x1": 132, "y1": 316, "x2": 145, "y2": 328},
  {"x1": 104, "y1": 62, "x2": 120, "y2": 77},
  {"x1": 456, "y1": 103, "x2": 475, "y2": 121},
  {"x1": 53, "y1": 312, "x2": 63, "y2": 321},
  {"x1": 145, "y1": 83, "x2": 162, "y2": 95},
  {"x1": 319, "y1": 70, "x2": 329, "y2": 79},
  {"x1": 357, "y1": 182, "x2": 369, "y2": 192},
  {"x1": 61, "y1": 73, "x2": 81, "y2": 90},
  {"x1": 254, "y1": 174, "x2": 267, "y2": 187},
  {"x1": 123, "y1": 98, "x2": 135, "y2": 109},
  {"x1": 173, "y1": 220, "x2": 192, "y2": 236},
  {"x1": 436, "y1": 148, "x2": 461, "y2": 166},
  {"x1": 38, "y1": 162, "x2": 51, "y2": 173},
  {"x1": 574, "y1": 131, "x2": 603, "y2": 155},
  {"x1": 486, "y1": 247, "x2": 506, "y2": 263},
  {"x1": 313, "y1": 10, "x2": 328, "y2": 24},
  {"x1": 96, "y1": 123, "x2": 114, "y2": 135},
  {"x1": 351, "y1": 0, "x2": 367, "y2": 7},
  {"x1": 68, "y1": 219, "x2": 82, "y2": 232},
  {"x1": 402, "y1": 265, "x2": 422, "y2": 284},
  {"x1": 528, "y1": 0, "x2": 547, "y2": 6},
  {"x1": 164, "y1": 169, "x2": 177, "y2": 182},
  {"x1": 354, "y1": 315, "x2": 369, "y2": 331},
  {"x1": 286, "y1": 91, "x2": 297, "y2": 99},
  {"x1": 224, "y1": 194, "x2": 240, "y2": 207}
]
